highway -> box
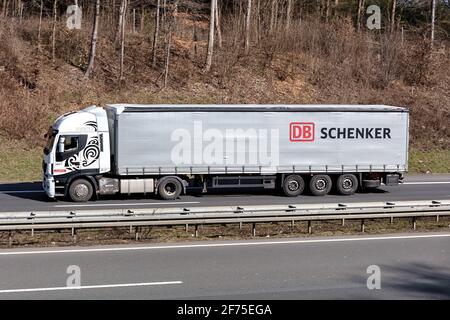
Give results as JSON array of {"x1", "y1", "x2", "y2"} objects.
[
  {"x1": 0, "y1": 175, "x2": 449, "y2": 212},
  {"x1": 0, "y1": 232, "x2": 448, "y2": 299}
]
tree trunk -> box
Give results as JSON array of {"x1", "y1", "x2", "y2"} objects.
[
  {"x1": 37, "y1": 0, "x2": 43, "y2": 48},
  {"x1": 204, "y1": 0, "x2": 216, "y2": 72},
  {"x1": 132, "y1": 8, "x2": 136, "y2": 33},
  {"x1": 119, "y1": 0, "x2": 127, "y2": 82},
  {"x1": 140, "y1": 3, "x2": 144, "y2": 33},
  {"x1": 430, "y1": 0, "x2": 436, "y2": 47},
  {"x1": 390, "y1": 0, "x2": 396, "y2": 32},
  {"x1": 286, "y1": 0, "x2": 292, "y2": 30},
  {"x1": 244, "y1": 0, "x2": 252, "y2": 54},
  {"x1": 325, "y1": 0, "x2": 331, "y2": 22},
  {"x1": 269, "y1": 0, "x2": 276, "y2": 34},
  {"x1": 334, "y1": 0, "x2": 339, "y2": 16},
  {"x1": 115, "y1": 0, "x2": 126, "y2": 45},
  {"x1": 152, "y1": 0, "x2": 161, "y2": 67},
  {"x1": 215, "y1": 0, "x2": 222, "y2": 49},
  {"x1": 52, "y1": 0, "x2": 57, "y2": 62},
  {"x1": 356, "y1": 0, "x2": 364, "y2": 32},
  {"x1": 163, "y1": 30, "x2": 172, "y2": 88},
  {"x1": 85, "y1": 0, "x2": 101, "y2": 78}
]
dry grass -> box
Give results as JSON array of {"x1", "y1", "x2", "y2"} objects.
[{"x1": 1, "y1": 216, "x2": 449, "y2": 248}]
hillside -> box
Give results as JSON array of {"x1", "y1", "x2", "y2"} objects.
[{"x1": 0, "y1": 1, "x2": 449, "y2": 180}]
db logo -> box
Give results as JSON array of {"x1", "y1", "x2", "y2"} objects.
[{"x1": 290, "y1": 122, "x2": 315, "y2": 142}]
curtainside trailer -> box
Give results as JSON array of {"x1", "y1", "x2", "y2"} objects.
[{"x1": 42, "y1": 104, "x2": 409, "y2": 201}]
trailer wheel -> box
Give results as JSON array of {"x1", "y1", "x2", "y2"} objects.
[
  {"x1": 336, "y1": 174, "x2": 358, "y2": 195},
  {"x1": 309, "y1": 175, "x2": 332, "y2": 196},
  {"x1": 282, "y1": 174, "x2": 305, "y2": 197},
  {"x1": 158, "y1": 177, "x2": 182, "y2": 200},
  {"x1": 68, "y1": 179, "x2": 94, "y2": 202}
]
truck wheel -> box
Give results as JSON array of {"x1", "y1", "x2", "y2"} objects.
[
  {"x1": 68, "y1": 179, "x2": 94, "y2": 202},
  {"x1": 158, "y1": 177, "x2": 182, "y2": 200},
  {"x1": 336, "y1": 174, "x2": 358, "y2": 195},
  {"x1": 309, "y1": 175, "x2": 332, "y2": 196},
  {"x1": 282, "y1": 174, "x2": 305, "y2": 197}
]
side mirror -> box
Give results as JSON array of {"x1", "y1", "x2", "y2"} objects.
[{"x1": 58, "y1": 137, "x2": 65, "y2": 153}]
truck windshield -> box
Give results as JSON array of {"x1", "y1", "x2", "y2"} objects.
[{"x1": 43, "y1": 128, "x2": 56, "y2": 155}]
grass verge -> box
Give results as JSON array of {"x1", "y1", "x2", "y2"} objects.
[{"x1": 0, "y1": 137, "x2": 448, "y2": 182}]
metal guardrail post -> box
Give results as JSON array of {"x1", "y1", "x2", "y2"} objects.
[{"x1": 307, "y1": 221, "x2": 312, "y2": 234}]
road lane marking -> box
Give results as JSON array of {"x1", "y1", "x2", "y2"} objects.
[
  {"x1": 1, "y1": 181, "x2": 449, "y2": 194},
  {"x1": 0, "y1": 233, "x2": 449, "y2": 256},
  {"x1": 0, "y1": 190, "x2": 44, "y2": 194},
  {"x1": 0, "y1": 281, "x2": 183, "y2": 294},
  {"x1": 53, "y1": 201, "x2": 200, "y2": 208},
  {"x1": 403, "y1": 182, "x2": 450, "y2": 185}
]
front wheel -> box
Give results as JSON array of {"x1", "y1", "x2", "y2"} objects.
[
  {"x1": 68, "y1": 179, "x2": 94, "y2": 202},
  {"x1": 158, "y1": 177, "x2": 182, "y2": 200}
]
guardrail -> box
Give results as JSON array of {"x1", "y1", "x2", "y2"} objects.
[{"x1": 0, "y1": 200, "x2": 449, "y2": 242}]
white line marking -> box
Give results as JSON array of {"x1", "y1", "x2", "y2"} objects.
[
  {"x1": 404, "y1": 182, "x2": 450, "y2": 185},
  {"x1": 0, "y1": 190, "x2": 44, "y2": 194},
  {"x1": 0, "y1": 281, "x2": 183, "y2": 294},
  {"x1": 0, "y1": 233, "x2": 449, "y2": 256},
  {"x1": 53, "y1": 201, "x2": 200, "y2": 208}
]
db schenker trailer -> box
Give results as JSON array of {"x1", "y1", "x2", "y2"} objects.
[{"x1": 42, "y1": 104, "x2": 409, "y2": 202}]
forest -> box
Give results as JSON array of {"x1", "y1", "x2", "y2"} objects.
[{"x1": 0, "y1": 0, "x2": 449, "y2": 180}]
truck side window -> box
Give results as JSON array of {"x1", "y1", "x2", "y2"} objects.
[
  {"x1": 64, "y1": 136, "x2": 79, "y2": 153},
  {"x1": 56, "y1": 135, "x2": 87, "y2": 162}
]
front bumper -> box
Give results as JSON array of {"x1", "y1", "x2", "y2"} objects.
[{"x1": 43, "y1": 175, "x2": 56, "y2": 198}]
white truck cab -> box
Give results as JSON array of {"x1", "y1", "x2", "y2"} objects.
[{"x1": 43, "y1": 106, "x2": 110, "y2": 199}]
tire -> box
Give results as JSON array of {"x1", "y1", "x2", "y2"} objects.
[
  {"x1": 282, "y1": 174, "x2": 305, "y2": 197},
  {"x1": 309, "y1": 174, "x2": 332, "y2": 196},
  {"x1": 336, "y1": 174, "x2": 358, "y2": 195},
  {"x1": 158, "y1": 177, "x2": 182, "y2": 200},
  {"x1": 68, "y1": 179, "x2": 94, "y2": 202}
]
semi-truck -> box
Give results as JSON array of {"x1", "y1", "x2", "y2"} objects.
[{"x1": 42, "y1": 104, "x2": 409, "y2": 202}]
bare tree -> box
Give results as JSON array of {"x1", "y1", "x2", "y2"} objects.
[
  {"x1": 119, "y1": 0, "x2": 127, "y2": 82},
  {"x1": 204, "y1": 0, "x2": 216, "y2": 72},
  {"x1": 152, "y1": 0, "x2": 161, "y2": 67},
  {"x1": 286, "y1": 0, "x2": 293, "y2": 30},
  {"x1": 140, "y1": 2, "x2": 145, "y2": 33},
  {"x1": 390, "y1": 0, "x2": 397, "y2": 32},
  {"x1": 163, "y1": 1, "x2": 178, "y2": 88},
  {"x1": 52, "y1": 0, "x2": 58, "y2": 62},
  {"x1": 244, "y1": 0, "x2": 252, "y2": 54},
  {"x1": 430, "y1": 0, "x2": 436, "y2": 47},
  {"x1": 325, "y1": 0, "x2": 331, "y2": 21},
  {"x1": 85, "y1": 0, "x2": 101, "y2": 78},
  {"x1": 37, "y1": 0, "x2": 43, "y2": 49},
  {"x1": 214, "y1": 0, "x2": 222, "y2": 48},
  {"x1": 269, "y1": 0, "x2": 276, "y2": 34},
  {"x1": 115, "y1": 0, "x2": 126, "y2": 46},
  {"x1": 356, "y1": 0, "x2": 364, "y2": 32}
]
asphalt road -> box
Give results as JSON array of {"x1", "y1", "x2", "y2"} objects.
[
  {"x1": 0, "y1": 175, "x2": 449, "y2": 212},
  {"x1": 0, "y1": 232, "x2": 448, "y2": 299}
]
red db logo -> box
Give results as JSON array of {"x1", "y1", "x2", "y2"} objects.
[{"x1": 290, "y1": 122, "x2": 315, "y2": 142}]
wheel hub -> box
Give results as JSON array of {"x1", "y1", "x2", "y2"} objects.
[
  {"x1": 74, "y1": 184, "x2": 89, "y2": 198},
  {"x1": 288, "y1": 180, "x2": 299, "y2": 191},
  {"x1": 342, "y1": 178, "x2": 353, "y2": 190},
  {"x1": 315, "y1": 179, "x2": 326, "y2": 190},
  {"x1": 165, "y1": 182, "x2": 177, "y2": 196}
]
